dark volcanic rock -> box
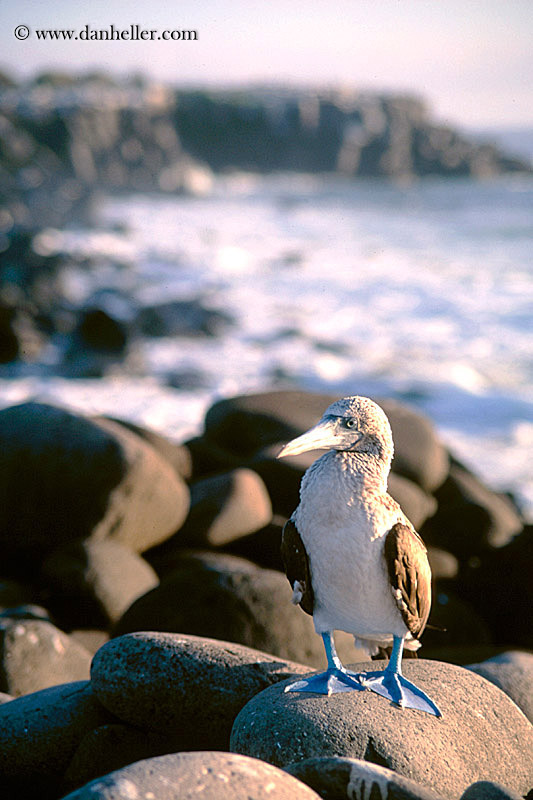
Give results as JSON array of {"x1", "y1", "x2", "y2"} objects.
[
  {"x1": 0, "y1": 402, "x2": 189, "y2": 573},
  {"x1": 113, "y1": 552, "x2": 365, "y2": 668},
  {"x1": 421, "y1": 461, "x2": 523, "y2": 558},
  {"x1": 60, "y1": 751, "x2": 322, "y2": 800},
  {"x1": 0, "y1": 680, "x2": 111, "y2": 798},
  {"x1": 230, "y1": 659, "x2": 533, "y2": 799},
  {"x1": 41, "y1": 539, "x2": 159, "y2": 629},
  {"x1": 90, "y1": 631, "x2": 310, "y2": 752},
  {"x1": 62, "y1": 723, "x2": 173, "y2": 794},
  {"x1": 466, "y1": 650, "x2": 533, "y2": 723},
  {"x1": 0, "y1": 617, "x2": 91, "y2": 696},
  {"x1": 284, "y1": 756, "x2": 443, "y2": 800},
  {"x1": 460, "y1": 782, "x2": 524, "y2": 800},
  {"x1": 137, "y1": 298, "x2": 233, "y2": 338}
]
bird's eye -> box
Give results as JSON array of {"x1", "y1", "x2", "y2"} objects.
[{"x1": 345, "y1": 418, "x2": 356, "y2": 429}]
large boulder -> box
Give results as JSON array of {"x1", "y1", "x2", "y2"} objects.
[
  {"x1": 113, "y1": 552, "x2": 365, "y2": 668},
  {"x1": 41, "y1": 538, "x2": 159, "y2": 629},
  {"x1": 0, "y1": 680, "x2": 111, "y2": 799},
  {"x1": 421, "y1": 461, "x2": 523, "y2": 558},
  {"x1": 230, "y1": 659, "x2": 533, "y2": 799},
  {"x1": 60, "y1": 751, "x2": 322, "y2": 800},
  {"x1": 0, "y1": 402, "x2": 190, "y2": 572},
  {"x1": 91, "y1": 631, "x2": 310, "y2": 752},
  {"x1": 203, "y1": 391, "x2": 449, "y2": 491},
  {"x1": 466, "y1": 650, "x2": 533, "y2": 723}
]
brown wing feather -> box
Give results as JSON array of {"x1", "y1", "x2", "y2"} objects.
[
  {"x1": 384, "y1": 522, "x2": 432, "y2": 639},
  {"x1": 281, "y1": 518, "x2": 314, "y2": 616}
]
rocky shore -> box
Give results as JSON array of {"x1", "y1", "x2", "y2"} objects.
[{"x1": 0, "y1": 390, "x2": 531, "y2": 799}]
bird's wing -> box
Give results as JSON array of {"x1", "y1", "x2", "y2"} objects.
[
  {"x1": 281, "y1": 517, "x2": 314, "y2": 616},
  {"x1": 384, "y1": 521, "x2": 432, "y2": 639}
]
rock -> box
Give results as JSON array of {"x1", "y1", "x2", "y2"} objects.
[
  {"x1": 70, "y1": 630, "x2": 109, "y2": 656},
  {"x1": 426, "y1": 547, "x2": 459, "y2": 580},
  {"x1": 203, "y1": 391, "x2": 339, "y2": 457},
  {"x1": 224, "y1": 516, "x2": 286, "y2": 572},
  {"x1": 460, "y1": 781, "x2": 524, "y2": 800},
  {"x1": 60, "y1": 751, "x2": 321, "y2": 800},
  {"x1": 0, "y1": 693, "x2": 13, "y2": 704},
  {"x1": 113, "y1": 552, "x2": 366, "y2": 668},
  {"x1": 91, "y1": 631, "x2": 310, "y2": 751},
  {"x1": 387, "y1": 472, "x2": 438, "y2": 530},
  {"x1": 137, "y1": 298, "x2": 233, "y2": 338},
  {"x1": 421, "y1": 461, "x2": 523, "y2": 558},
  {"x1": 75, "y1": 308, "x2": 129, "y2": 353},
  {"x1": 182, "y1": 468, "x2": 272, "y2": 546},
  {"x1": 0, "y1": 402, "x2": 190, "y2": 573},
  {"x1": 377, "y1": 398, "x2": 449, "y2": 492},
  {"x1": 183, "y1": 435, "x2": 242, "y2": 480},
  {"x1": 0, "y1": 303, "x2": 19, "y2": 362},
  {"x1": 284, "y1": 756, "x2": 443, "y2": 800},
  {"x1": 204, "y1": 391, "x2": 449, "y2": 491},
  {"x1": 41, "y1": 539, "x2": 159, "y2": 629},
  {"x1": 0, "y1": 603, "x2": 53, "y2": 622},
  {"x1": 0, "y1": 579, "x2": 34, "y2": 610},
  {"x1": 103, "y1": 416, "x2": 193, "y2": 479},
  {"x1": 62, "y1": 723, "x2": 173, "y2": 794},
  {"x1": 454, "y1": 524, "x2": 533, "y2": 648},
  {"x1": 421, "y1": 591, "x2": 492, "y2": 654},
  {"x1": 466, "y1": 651, "x2": 533, "y2": 723},
  {"x1": 147, "y1": 468, "x2": 272, "y2": 563},
  {"x1": 0, "y1": 617, "x2": 91, "y2": 696},
  {"x1": 230, "y1": 659, "x2": 533, "y2": 799},
  {"x1": 0, "y1": 681, "x2": 111, "y2": 798}
]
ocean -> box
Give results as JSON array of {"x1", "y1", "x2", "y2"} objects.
[{"x1": 1, "y1": 173, "x2": 532, "y2": 517}]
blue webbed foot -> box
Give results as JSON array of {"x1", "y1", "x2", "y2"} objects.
[
  {"x1": 285, "y1": 667, "x2": 366, "y2": 695},
  {"x1": 358, "y1": 668, "x2": 442, "y2": 717}
]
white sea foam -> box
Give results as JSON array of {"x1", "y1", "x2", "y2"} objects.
[{"x1": 1, "y1": 175, "x2": 532, "y2": 517}]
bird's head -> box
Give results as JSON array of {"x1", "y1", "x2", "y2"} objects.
[{"x1": 277, "y1": 395, "x2": 393, "y2": 465}]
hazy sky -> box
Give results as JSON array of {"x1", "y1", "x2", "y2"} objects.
[{"x1": 2, "y1": 0, "x2": 532, "y2": 128}]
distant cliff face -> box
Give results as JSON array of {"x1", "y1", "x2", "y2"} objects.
[
  {"x1": 0, "y1": 80, "x2": 529, "y2": 232},
  {"x1": 173, "y1": 88, "x2": 527, "y2": 180}
]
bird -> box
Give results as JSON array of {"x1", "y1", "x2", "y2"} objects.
[{"x1": 277, "y1": 395, "x2": 441, "y2": 717}]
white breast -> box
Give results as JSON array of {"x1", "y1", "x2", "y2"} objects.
[{"x1": 294, "y1": 452, "x2": 407, "y2": 647}]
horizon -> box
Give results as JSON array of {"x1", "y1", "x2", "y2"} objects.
[{"x1": 1, "y1": 0, "x2": 532, "y2": 130}]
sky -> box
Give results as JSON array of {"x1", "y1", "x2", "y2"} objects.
[{"x1": 1, "y1": 0, "x2": 532, "y2": 129}]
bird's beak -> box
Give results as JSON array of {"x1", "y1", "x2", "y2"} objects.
[{"x1": 277, "y1": 419, "x2": 345, "y2": 458}]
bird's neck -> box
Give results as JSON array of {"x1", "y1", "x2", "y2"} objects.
[{"x1": 335, "y1": 450, "x2": 391, "y2": 493}]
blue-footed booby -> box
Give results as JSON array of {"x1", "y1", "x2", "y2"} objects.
[{"x1": 277, "y1": 395, "x2": 441, "y2": 717}]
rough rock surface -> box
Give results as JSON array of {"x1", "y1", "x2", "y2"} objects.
[
  {"x1": 0, "y1": 680, "x2": 111, "y2": 796},
  {"x1": 460, "y1": 781, "x2": 524, "y2": 800},
  {"x1": 91, "y1": 631, "x2": 310, "y2": 751},
  {"x1": 466, "y1": 650, "x2": 533, "y2": 723},
  {"x1": 60, "y1": 751, "x2": 322, "y2": 800},
  {"x1": 113, "y1": 552, "x2": 366, "y2": 668},
  {"x1": 41, "y1": 538, "x2": 159, "y2": 629},
  {"x1": 284, "y1": 756, "x2": 444, "y2": 800},
  {"x1": 230, "y1": 659, "x2": 533, "y2": 799},
  {"x1": 0, "y1": 402, "x2": 190, "y2": 571},
  {"x1": 0, "y1": 617, "x2": 91, "y2": 696},
  {"x1": 61, "y1": 723, "x2": 174, "y2": 794}
]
